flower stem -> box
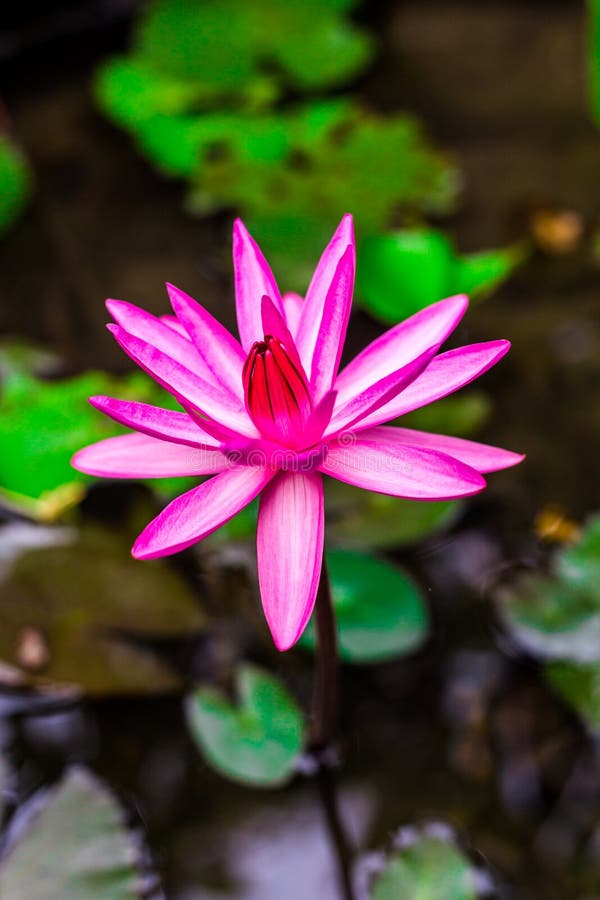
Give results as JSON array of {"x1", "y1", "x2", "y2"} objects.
[
  {"x1": 309, "y1": 559, "x2": 356, "y2": 900},
  {"x1": 310, "y1": 556, "x2": 339, "y2": 751}
]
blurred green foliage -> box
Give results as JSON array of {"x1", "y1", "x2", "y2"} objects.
[
  {"x1": 0, "y1": 769, "x2": 139, "y2": 897},
  {"x1": 300, "y1": 549, "x2": 428, "y2": 663},
  {"x1": 371, "y1": 831, "x2": 479, "y2": 900},
  {"x1": 185, "y1": 664, "x2": 304, "y2": 787},
  {"x1": 500, "y1": 515, "x2": 600, "y2": 664},
  {"x1": 0, "y1": 367, "x2": 192, "y2": 521},
  {"x1": 357, "y1": 229, "x2": 524, "y2": 324},
  {"x1": 589, "y1": 0, "x2": 600, "y2": 125},
  {"x1": 0, "y1": 136, "x2": 32, "y2": 235}
]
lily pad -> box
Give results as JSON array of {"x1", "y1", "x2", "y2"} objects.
[
  {"x1": 356, "y1": 228, "x2": 522, "y2": 325},
  {"x1": 0, "y1": 769, "x2": 141, "y2": 898},
  {"x1": 0, "y1": 520, "x2": 205, "y2": 695},
  {"x1": 0, "y1": 136, "x2": 32, "y2": 236},
  {"x1": 300, "y1": 550, "x2": 428, "y2": 663},
  {"x1": 546, "y1": 660, "x2": 600, "y2": 730},
  {"x1": 325, "y1": 478, "x2": 460, "y2": 550},
  {"x1": 371, "y1": 830, "x2": 478, "y2": 900},
  {"x1": 499, "y1": 516, "x2": 600, "y2": 663},
  {"x1": 185, "y1": 664, "x2": 304, "y2": 787},
  {"x1": 0, "y1": 368, "x2": 191, "y2": 521}
]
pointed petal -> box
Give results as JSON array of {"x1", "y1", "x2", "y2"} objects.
[
  {"x1": 295, "y1": 216, "x2": 355, "y2": 395},
  {"x1": 334, "y1": 294, "x2": 468, "y2": 409},
  {"x1": 166, "y1": 283, "x2": 245, "y2": 400},
  {"x1": 108, "y1": 324, "x2": 258, "y2": 439},
  {"x1": 281, "y1": 292, "x2": 304, "y2": 335},
  {"x1": 133, "y1": 465, "x2": 273, "y2": 559},
  {"x1": 320, "y1": 435, "x2": 486, "y2": 500},
  {"x1": 357, "y1": 341, "x2": 511, "y2": 429},
  {"x1": 325, "y1": 345, "x2": 438, "y2": 437},
  {"x1": 107, "y1": 299, "x2": 206, "y2": 375},
  {"x1": 160, "y1": 314, "x2": 191, "y2": 339},
  {"x1": 257, "y1": 471, "x2": 324, "y2": 651},
  {"x1": 72, "y1": 432, "x2": 228, "y2": 478},
  {"x1": 260, "y1": 295, "x2": 305, "y2": 375},
  {"x1": 296, "y1": 214, "x2": 354, "y2": 355},
  {"x1": 233, "y1": 219, "x2": 282, "y2": 350},
  {"x1": 355, "y1": 426, "x2": 525, "y2": 473},
  {"x1": 303, "y1": 389, "x2": 337, "y2": 445},
  {"x1": 89, "y1": 396, "x2": 220, "y2": 448}
]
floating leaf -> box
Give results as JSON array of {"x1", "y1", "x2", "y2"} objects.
[
  {"x1": 0, "y1": 769, "x2": 141, "y2": 898},
  {"x1": 546, "y1": 660, "x2": 600, "y2": 730},
  {"x1": 185, "y1": 664, "x2": 304, "y2": 786},
  {"x1": 0, "y1": 520, "x2": 205, "y2": 695},
  {"x1": 325, "y1": 478, "x2": 460, "y2": 550},
  {"x1": 499, "y1": 515, "x2": 600, "y2": 663},
  {"x1": 356, "y1": 229, "x2": 521, "y2": 325},
  {"x1": 300, "y1": 549, "x2": 428, "y2": 663},
  {"x1": 0, "y1": 368, "x2": 190, "y2": 520},
  {"x1": 556, "y1": 514, "x2": 600, "y2": 595},
  {"x1": 371, "y1": 831, "x2": 478, "y2": 900},
  {"x1": 0, "y1": 136, "x2": 32, "y2": 236}
]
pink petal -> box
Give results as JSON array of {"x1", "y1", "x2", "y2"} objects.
[
  {"x1": 166, "y1": 283, "x2": 246, "y2": 401},
  {"x1": 108, "y1": 324, "x2": 258, "y2": 439},
  {"x1": 160, "y1": 314, "x2": 191, "y2": 339},
  {"x1": 320, "y1": 435, "x2": 486, "y2": 500},
  {"x1": 133, "y1": 465, "x2": 273, "y2": 559},
  {"x1": 260, "y1": 295, "x2": 305, "y2": 375},
  {"x1": 233, "y1": 219, "x2": 282, "y2": 351},
  {"x1": 89, "y1": 396, "x2": 220, "y2": 448},
  {"x1": 355, "y1": 426, "x2": 525, "y2": 473},
  {"x1": 257, "y1": 471, "x2": 324, "y2": 651},
  {"x1": 303, "y1": 389, "x2": 337, "y2": 445},
  {"x1": 334, "y1": 294, "x2": 468, "y2": 410},
  {"x1": 281, "y1": 292, "x2": 304, "y2": 335},
  {"x1": 107, "y1": 299, "x2": 208, "y2": 376},
  {"x1": 295, "y1": 216, "x2": 355, "y2": 397},
  {"x1": 325, "y1": 345, "x2": 438, "y2": 437},
  {"x1": 72, "y1": 432, "x2": 228, "y2": 478},
  {"x1": 356, "y1": 341, "x2": 511, "y2": 430}
]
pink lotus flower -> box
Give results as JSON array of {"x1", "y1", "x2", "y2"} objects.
[{"x1": 72, "y1": 215, "x2": 523, "y2": 650}]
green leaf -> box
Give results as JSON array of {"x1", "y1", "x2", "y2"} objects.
[
  {"x1": 372, "y1": 833, "x2": 478, "y2": 900},
  {"x1": 300, "y1": 550, "x2": 428, "y2": 663},
  {"x1": 453, "y1": 243, "x2": 525, "y2": 300},
  {"x1": 356, "y1": 229, "x2": 454, "y2": 323},
  {"x1": 0, "y1": 520, "x2": 205, "y2": 695},
  {"x1": 546, "y1": 660, "x2": 600, "y2": 730},
  {"x1": 0, "y1": 368, "x2": 190, "y2": 521},
  {"x1": 0, "y1": 769, "x2": 141, "y2": 898},
  {"x1": 400, "y1": 392, "x2": 492, "y2": 438},
  {"x1": 498, "y1": 573, "x2": 600, "y2": 663},
  {"x1": 589, "y1": 0, "x2": 600, "y2": 125},
  {"x1": 0, "y1": 136, "x2": 32, "y2": 236},
  {"x1": 355, "y1": 228, "x2": 522, "y2": 325},
  {"x1": 325, "y1": 478, "x2": 460, "y2": 550},
  {"x1": 499, "y1": 515, "x2": 600, "y2": 663},
  {"x1": 185, "y1": 664, "x2": 304, "y2": 786},
  {"x1": 556, "y1": 514, "x2": 600, "y2": 595}
]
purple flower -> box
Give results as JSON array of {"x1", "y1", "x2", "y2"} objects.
[{"x1": 73, "y1": 215, "x2": 523, "y2": 650}]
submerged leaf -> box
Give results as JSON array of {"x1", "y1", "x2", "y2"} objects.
[
  {"x1": 0, "y1": 521, "x2": 205, "y2": 695},
  {"x1": 0, "y1": 769, "x2": 141, "y2": 898},
  {"x1": 185, "y1": 664, "x2": 304, "y2": 786},
  {"x1": 300, "y1": 549, "x2": 428, "y2": 663}
]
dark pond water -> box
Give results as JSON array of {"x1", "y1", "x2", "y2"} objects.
[{"x1": 1, "y1": 1, "x2": 600, "y2": 898}]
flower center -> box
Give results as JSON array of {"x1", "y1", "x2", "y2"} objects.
[{"x1": 242, "y1": 335, "x2": 312, "y2": 446}]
